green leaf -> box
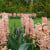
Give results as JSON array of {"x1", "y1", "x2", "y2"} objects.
[
  {"x1": 18, "y1": 43, "x2": 35, "y2": 50},
  {"x1": 7, "y1": 36, "x2": 17, "y2": 50},
  {"x1": 18, "y1": 32, "x2": 24, "y2": 45}
]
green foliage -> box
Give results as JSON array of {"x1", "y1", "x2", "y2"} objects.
[
  {"x1": 7, "y1": 23, "x2": 40, "y2": 50},
  {"x1": 0, "y1": 0, "x2": 50, "y2": 17},
  {"x1": 23, "y1": 34, "x2": 33, "y2": 43},
  {"x1": 37, "y1": 12, "x2": 45, "y2": 18},
  {"x1": 7, "y1": 34, "x2": 17, "y2": 50},
  {"x1": 18, "y1": 43, "x2": 35, "y2": 50},
  {"x1": 7, "y1": 23, "x2": 22, "y2": 50}
]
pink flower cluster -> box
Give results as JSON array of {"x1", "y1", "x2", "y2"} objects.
[
  {"x1": 2, "y1": 13, "x2": 9, "y2": 35},
  {"x1": 0, "y1": 13, "x2": 9, "y2": 50},
  {"x1": 7, "y1": 13, "x2": 12, "y2": 17},
  {"x1": 21, "y1": 17, "x2": 50, "y2": 50},
  {"x1": 21, "y1": 13, "x2": 36, "y2": 18},
  {"x1": 21, "y1": 15, "x2": 34, "y2": 37},
  {"x1": 0, "y1": 13, "x2": 37, "y2": 17},
  {"x1": 0, "y1": 46, "x2": 7, "y2": 50}
]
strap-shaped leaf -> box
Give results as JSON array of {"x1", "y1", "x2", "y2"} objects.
[
  {"x1": 18, "y1": 43, "x2": 34, "y2": 50},
  {"x1": 7, "y1": 36, "x2": 17, "y2": 50}
]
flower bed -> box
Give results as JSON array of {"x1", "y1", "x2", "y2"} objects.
[{"x1": 0, "y1": 13, "x2": 50, "y2": 50}]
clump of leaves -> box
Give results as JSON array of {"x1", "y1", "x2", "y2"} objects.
[
  {"x1": 7, "y1": 23, "x2": 23, "y2": 50},
  {"x1": 7, "y1": 23, "x2": 40, "y2": 50}
]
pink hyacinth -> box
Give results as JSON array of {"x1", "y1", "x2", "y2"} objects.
[
  {"x1": 0, "y1": 13, "x2": 9, "y2": 50},
  {"x1": 43, "y1": 26, "x2": 49, "y2": 34},
  {"x1": 29, "y1": 18, "x2": 34, "y2": 34},
  {"x1": 2, "y1": 13, "x2": 9, "y2": 35},
  {"x1": 48, "y1": 21, "x2": 50, "y2": 32},
  {"x1": 21, "y1": 13, "x2": 29, "y2": 18},
  {"x1": 21, "y1": 14, "x2": 29, "y2": 27},
  {"x1": 17, "y1": 13, "x2": 21, "y2": 17},
  {"x1": 23, "y1": 33, "x2": 26, "y2": 37},
  {"x1": 7, "y1": 13, "x2": 12, "y2": 17},
  {"x1": 28, "y1": 14, "x2": 32, "y2": 17},
  {"x1": 1, "y1": 46, "x2": 7, "y2": 50},
  {"x1": 48, "y1": 21, "x2": 50, "y2": 27},
  {"x1": 13, "y1": 13, "x2": 16, "y2": 17},
  {"x1": 0, "y1": 21, "x2": 7, "y2": 50},
  {"x1": 25, "y1": 19, "x2": 30, "y2": 34},
  {"x1": 42, "y1": 17, "x2": 47, "y2": 25},
  {"x1": 32, "y1": 13, "x2": 36, "y2": 17},
  {"x1": 22, "y1": 17, "x2": 50, "y2": 50},
  {"x1": 21, "y1": 17, "x2": 24, "y2": 27}
]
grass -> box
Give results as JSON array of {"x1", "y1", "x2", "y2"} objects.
[{"x1": 9, "y1": 17, "x2": 50, "y2": 31}]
